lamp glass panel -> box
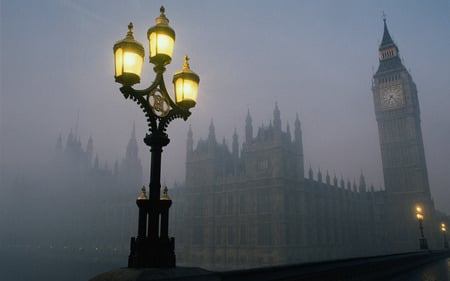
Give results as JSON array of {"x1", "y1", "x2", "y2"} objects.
[
  {"x1": 150, "y1": 33, "x2": 156, "y2": 57},
  {"x1": 149, "y1": 32, "x2": 174, "y2": 58},
  {"x1": 115, "y1": 48, "x2": 123, "y2": 76},
  {"x1": 123, "y1": 51, "x2": 143, "y2": 77},
  {"x1": 175, "y1": 78, "x2": 198, "y2": 103}
]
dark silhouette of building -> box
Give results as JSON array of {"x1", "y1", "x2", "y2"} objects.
[
  {"x1": 1, "y1": 124, "x2": 145, "y2": 253},
  {"x1": 372, "y1": 18, "x2": 438, "y2": 252},
  {"x1": 171, "y1": 105, "x2": 386, "y2": 270},
  {"x1": 168, "y1": 20, "x2": 448, "y2": 270}
]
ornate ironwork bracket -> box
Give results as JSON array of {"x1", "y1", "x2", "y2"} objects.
[{"x1": 119, "y1": 68, "x2": 191, "y2": 143}]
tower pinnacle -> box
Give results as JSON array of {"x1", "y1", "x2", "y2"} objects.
[{"x1": 245, "y1": 109, "x2": 253, "y2": 144}]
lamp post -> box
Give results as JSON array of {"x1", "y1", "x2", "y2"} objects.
[
  {"x1": 113, "y1": 6, "x2": 200, "y2": 268},
  {"x1": 415, "y1": 206, "x2": 428, "y2": 250},
  {"x1": 441, "y1": 223, "x2": 449, "y2": 249}
]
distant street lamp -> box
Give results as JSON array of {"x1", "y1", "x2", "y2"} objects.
[
  {"x1": 113, "y1": 6, "x2": 200, "y2": 268},
  {"x1": 415, "y1": 206, "x2": 428, "y2": 250},
  {"x1": 441, "y1": 223, "x2": 449, "y2": 249}
]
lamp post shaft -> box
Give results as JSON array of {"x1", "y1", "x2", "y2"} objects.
[
  {"x1": 419, "y1": 220, "x2": 424, "y2": 238},
  {"x1": 444, "y1": 232, "x2": 449, "y2": 249},
  {"x1": 148, "y1": 143, "x2": 163, "y2": 242},
  {"x1": 417, "y1": 219, "x2": 428, "y2": 250}
]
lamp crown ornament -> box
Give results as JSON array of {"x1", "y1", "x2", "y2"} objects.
[
  {"x1": 156, "y1": 6, "x2": 169, "y2": 25},
  {"x1": 127, "y1": 22, "x2": 135, "y2": 38},
  {"x1": 138, "y1": 185, "x2": 148, "y2": 200},
  {"x1": 161, "y1": 186, "x2": 171, "y2": 200}
]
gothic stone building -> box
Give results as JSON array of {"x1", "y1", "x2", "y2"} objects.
[
  {"x1": 371, "y1": 19, "x2": 439, "y2": 253},
  {"x1": 169, "y1": 20, "x2": 448, "y2": 270},
  {"x1": 171, "y1": 105, "x2": 387, "y2": 270}
]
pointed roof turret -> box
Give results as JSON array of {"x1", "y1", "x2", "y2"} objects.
[
  {"x1": 208, "y1": 119, "x2": 215, "y2": 140},
  {"x1": 294, "y1": 113, "x2": 303, "y2": 153},
  {"x1": 359, "y1": 171, "x2": 367, "y2": 192},
  {"x1": 333, "y1": 173, "x2": 338, "y2": 186},
  {"x1": 376, "y1": 17, "x2": 403, "y2": 73},
  {"x1": 380, "y1": 17, "x2": 395, "y2": 49},
  {"x1": 187, "y1": 124, "x2": 193, "y2": 154},
  {"x1": 232, "y1": 128, "x2": 239, "y2": 159},
  {"x1": 126, "y1": 122, "x2": 139, "y2": 160},
  {"x1": 340, "y1": 175, "x2": 345, "y2": 188},
  {"x1": 273, "y1": 102, "x2": 281, "y2": 131},
  {"x1": 308, "y1": 164, "x2": 313, "y2": 180},
  {"x1": 317, "y1": 167, "x2": 322, "y2": 183},
  {"x1": 246, "y1": 108, "x2": 252, "y2": 124},
  {"x1": 245, "y1": 109, "x2": 253, "y2": 144},
  {"x1": 286, "y1": 122, "x2": 291, "y2": 141},
  {"x1": 208, "y1": 119, "x2": 216, "y2": 152},
  {"x1": 294, "y1": 113, "x2": 302, "y2": 138}
]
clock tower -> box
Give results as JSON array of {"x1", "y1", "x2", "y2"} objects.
[{"x1": 372, "y1": 19, "x2": 434, "y2": 252}]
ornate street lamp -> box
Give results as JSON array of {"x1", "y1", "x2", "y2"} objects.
[
  {"x1": 415, "y1": 206, "x2": 428, "y2": 250},
  {"x1": 113, "y1": 6, "x2": 200, "y2": 268},
  {"x1": 441, "y1": 223, "x2": 449, "y2": 249}
]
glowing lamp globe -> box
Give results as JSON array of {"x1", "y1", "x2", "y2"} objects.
[
  {"x1": 147, "y1": 6, "x2": 176, "y2": 66},
  {"x1": 173, "y1": 56, "x2": 200, "y2": 109},
  {"x1": 113, "y1": 23, "x2": 145, "y2": 86}
]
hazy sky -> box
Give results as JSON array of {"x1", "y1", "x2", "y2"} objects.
[{"x1": 1, "y1": 1, "x2": 449, "y2": 213}]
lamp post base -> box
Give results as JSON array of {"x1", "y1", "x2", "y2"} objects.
[
  {"x1": 419, "y1": 238, "x2": 428, "y2": 250},
  {"x1": 128, "y1": 196, "x2": 176, "y2": 268},
  {"x1": 128, "y1": 236, "x2": 176, "y2": 268}
]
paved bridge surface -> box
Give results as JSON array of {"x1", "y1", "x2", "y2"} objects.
[
  {"x1": 220, "y1": 251, "x2": 450, "y2": 281},
  {"x1": 389, "y1": 257, "x2": 449, "y2": 281},
  {"x1": 90, "y1": 250, "x2": 450, "y2": 281}
]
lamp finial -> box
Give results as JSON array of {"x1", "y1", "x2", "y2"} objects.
[
  {"x1": 126, "y1": 22, "x2": 135, "y2": 39},
  {"x1": 161, "y1": 186, "x2": 171, "y2": 200},
  {"x1": 156, "y1": 6, "x2": 169, "y2": 25},
  {"x1": 183, "y1": 55, "x2": 191, "y2": 70},
  {"x1": 138, "y1": 185, "x2": 148, "y2": 200}
]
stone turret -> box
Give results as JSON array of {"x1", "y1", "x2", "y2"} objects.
[
  {"x1": 273, "y1": 102, "x2": 281, "y2": 132},
  {"x1": 232, "y1": 128, "x2": 239, "y2": 160},
  {"x1": 359, "y1": 171, "x2": 367, "y2": 192},
  {"x1": 208, "y1": 120, "x2": 216, "y2": 152},
  {"x1": 187, "y1": 125, "x2": 193, "y2": 158},
  {"x1": 245, "y1": 109, "x2": 253, "y2": 144}
]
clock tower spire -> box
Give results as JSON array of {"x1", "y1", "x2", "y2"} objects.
[{"x1": 372, "y1": 18, "x2": 434, "y2": 252}]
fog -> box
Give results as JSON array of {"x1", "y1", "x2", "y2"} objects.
[{"x1": 1, "y1": 0, "x2": 449, "y2": 277}]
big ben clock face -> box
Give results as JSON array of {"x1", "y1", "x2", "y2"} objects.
[{"x1": 380, "y1": 84, "x2": 404, "y2": 109}]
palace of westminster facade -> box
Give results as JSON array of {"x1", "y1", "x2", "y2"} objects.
[{"x1": 168, "y1": 20, "x2": 450, "y2": 269}]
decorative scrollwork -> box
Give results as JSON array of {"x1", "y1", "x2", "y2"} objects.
[
  {"x1": 148, "y1": 89, "x2": 170, "y2": 117},
  {"x1": 120, "y1": 72, "x2": 191, "y2": 136}
]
